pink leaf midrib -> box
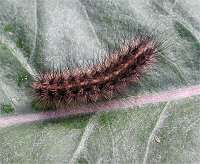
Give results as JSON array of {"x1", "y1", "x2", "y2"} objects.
[{"x1": 1, "y1": 84, "x2": 200, "y2": 128}]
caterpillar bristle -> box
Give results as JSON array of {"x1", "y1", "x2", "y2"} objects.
[{"x1": 32, "y1": 35, "x2": 161, "y2": 110}]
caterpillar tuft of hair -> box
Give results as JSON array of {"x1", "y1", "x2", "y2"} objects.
[{"x1": 32, "y1": 35, "x2": 162, "y2": 109}]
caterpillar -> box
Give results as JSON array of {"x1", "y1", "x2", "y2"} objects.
[{"x1": 32, "y1": 34, "x2": 161, "y2": 109}]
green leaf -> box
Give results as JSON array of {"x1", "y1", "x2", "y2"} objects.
[
  {"x1": 0, "y1": 103, "x2": 14, "y2": 114},
  {"x1": 1, "y1": 0, "x2": 200, "y2": 163}
]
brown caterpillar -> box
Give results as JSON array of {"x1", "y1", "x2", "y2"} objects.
[{"x1": 32, "y1": 35, "x2": 161, "y2": 109}]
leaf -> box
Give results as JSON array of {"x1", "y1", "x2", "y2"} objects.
[
  {"x1": 1, "y1": 0, "x2": 200, "y2": 163},
  {"x1": 70, "y1": 97, "x2": 200, "y2": 163}
]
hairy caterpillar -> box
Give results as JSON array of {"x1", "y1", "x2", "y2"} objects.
[{"x1": 32, "y1": 34, "x2": 161, "y2": 109}]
